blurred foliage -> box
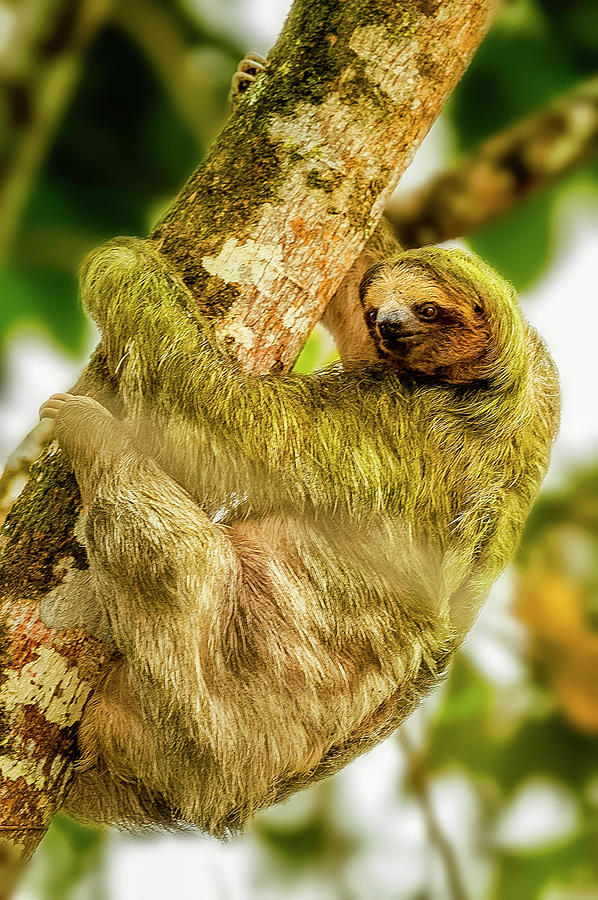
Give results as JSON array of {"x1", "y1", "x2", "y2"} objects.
[
  {"x1": 293, "y1": 324, "x2": 338, "y2": 373},
  {"x1": 18, "y1": 815, "x2": 106, "y2": 900},
  {"x1": 1, "y1": 5, "x2": 242, "y2": 357},
  {"x1": 452, "y1": 0, "x2": 598, "y2": 288},
  {"x1": 412, "y1": 464, "x2": 598, "y2": 899},
  {"x1": 518, "y1": 468, "x2": 598, "y2": 735},
  {"x1": 3, "y1": 0, "x2": 598, "y2": 898}
]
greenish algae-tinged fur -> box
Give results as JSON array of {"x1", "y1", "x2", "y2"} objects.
[
  {"x1": 0, "y1": 622, "x2": 7, "y2": 746},
  {"x1": 55, "y1": 235, "x2": 559, "y2": 835},
  {"x1": 79, "y1": 237, "x2": 558, "y2": 542}
]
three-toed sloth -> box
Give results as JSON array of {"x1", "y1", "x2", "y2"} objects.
[{"x1": 40, "y1": 239, "x2": 559, "y2": 835}]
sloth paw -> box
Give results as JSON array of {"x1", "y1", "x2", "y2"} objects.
[
  {"x1": 229, "y1": 52, "x2": 267, "y2": 106},
  {"x1": 39, "y1": 392, "x2": 108, "y2": 423}
]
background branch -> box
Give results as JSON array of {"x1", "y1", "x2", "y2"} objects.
[{"x1": 387, "y1": 74, "x2": 598, "y2": 248}]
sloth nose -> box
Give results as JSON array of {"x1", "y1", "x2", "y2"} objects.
[{"x1": 377, "y1": 309, "x2": 416, "y2": 341}]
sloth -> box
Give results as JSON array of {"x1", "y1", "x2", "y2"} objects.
[{"x1": 40, "y1": 240, "x2": 559, "y2": 835}]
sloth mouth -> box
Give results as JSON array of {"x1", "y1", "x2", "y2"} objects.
[
  {"x1": 379, "y1": 332, "x2": 424, "y2": 353},
  {"x1": 377, "y1": 329, "x2": 425, "y2": 341}
]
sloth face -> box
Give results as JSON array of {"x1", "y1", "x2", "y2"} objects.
[{"x1": 359, "y1": 260, "x2": 494, "y2": 384}]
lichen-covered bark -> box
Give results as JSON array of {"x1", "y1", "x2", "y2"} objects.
[
  {"x1": 154, "y1": 0, "x2": 496, "y2": 372},
  {"x1": 0, "y1": 596, "x2": 112, "y2": 893},
  {"x1": 0, "y1": 423, "x2": 52, "y2": 532},
  {"x1": 0, "y1": 0, "x2": 495, "y2": 888},
  {"x1": 386, "y1": 73, "x2": 598, "y2": 248}
]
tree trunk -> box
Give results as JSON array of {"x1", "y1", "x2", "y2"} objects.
[{"x1": 0, "y1": 0, "x2": 495, "y2": 893}]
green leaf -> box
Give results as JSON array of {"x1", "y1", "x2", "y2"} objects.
[{"x1": 293, "y1": 326, "x2": 338, "y2": 374}]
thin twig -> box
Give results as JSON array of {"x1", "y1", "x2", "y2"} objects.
[{"x1": 399, "y1": 730, "x2": 469, "y2": 900}]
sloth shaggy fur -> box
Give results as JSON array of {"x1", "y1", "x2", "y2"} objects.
[{"x1": 40, "y1": 238, "x2": 560, "y2": 835}]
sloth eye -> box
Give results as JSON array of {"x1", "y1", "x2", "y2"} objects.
[{"x1": 417, "y1": 304, "x2": 438, "y2": 321}]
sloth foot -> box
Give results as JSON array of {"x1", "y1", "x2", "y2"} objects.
[{"x1": 229, "y1": 52, "x2": 267, "y2": 106}]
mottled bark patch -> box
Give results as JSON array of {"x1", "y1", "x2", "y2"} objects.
[
  {"x1": 0, "y1": 450, "x2": 86, "y2": 602},
  {"x1": 411, "y1": 0, "x2": 441, "y2": 17},
  {"x1": 306, "y1": 169, "x2": 344, "y2": 193},
  {"x1": 152, "y1": 0, "x2": 415, "y2": 313},
  {"x1": 0, "y1": 623, "x2": 8, "y2": 746}
]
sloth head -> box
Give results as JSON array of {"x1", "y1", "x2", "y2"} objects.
[{"x1": 359, "y1": 249, "x2": 501, "y2": 385}]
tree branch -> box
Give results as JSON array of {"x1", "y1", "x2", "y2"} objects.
[
  {"x1": 0, "y1": 0, "x2": 495, "y2": 891},
  {"x1": 115, "y1": 2, "x2": 598, "y2": 251},
  {"x1": 151, "y1": 0, "x2": 495, "y2": 370},
  {"x1": 387, "y1": 73, "x2": 598, "y2": 248},
  {"x1": 0, "y1": 422, "x2": 53, "y2": 531},
  {"x1": 399, "y1": 730, "x2": 469, "y2": 900}
]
